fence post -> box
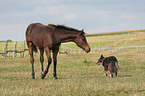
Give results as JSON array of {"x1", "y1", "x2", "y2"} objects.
[
  {"x1": 67, "y1": 47, "x2": 70, "y2": 54},
  {"x1": 124, "y1": 41, "x2": 127, "y2": 51},
  {"x1": 63, "y1": 46, "x2": 65, "y2": 53},
  {"x1": 93, "y1": 48, "x2": 95, "y2": 54},
  {"x1": 76, "y1": 49, "x2": 77, "y2": 54},
  {"x1": 99, "y1": 42, "x2": 101, "y2": 54},
  {"x1": 99, "y1": 42, "x2": 100, "y2": 51},
  {"x1": 3, "y1": 48, "x2": 6, "y2": 59},
  {"x1": 13, "y1": 42, "x2": 17, "y2": 58},
  {"x1": 137, "y1": 45, "x2": 139, "y2": 52},
  {"x1": 72, "y1": 48, "x2": 73, "y2": 54},
  {"x1": 4, "y1": 41, "x2": 8, "y2": 58},
  {"x1": 58, "y1": 45, "x2": 60, "y2": 55},
  {"x1": 108, "y1": 44, "x2": 110, "y2": 54},
  {"x1": 22, "y1": 41, "x2": 25, "y2": 57},
  {"x1": 80, "y1": 49, "x2": 81, "y2": 54}
]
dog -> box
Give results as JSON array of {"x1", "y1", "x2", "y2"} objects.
[{"x1": 96, "y1": 55, "x2": 119, "y2": 77}]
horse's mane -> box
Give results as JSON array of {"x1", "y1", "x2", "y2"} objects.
[{"x1": 48, "y1": 24, "x2": 84, "y2": 33}]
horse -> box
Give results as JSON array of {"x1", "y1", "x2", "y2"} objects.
[{"x1": 25, "y1": 23, "x2": 90, "y2": 79}]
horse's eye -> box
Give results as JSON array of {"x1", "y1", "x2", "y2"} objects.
[{"x1": 83, "y1": 39, "x2": 86, "y2": 42}]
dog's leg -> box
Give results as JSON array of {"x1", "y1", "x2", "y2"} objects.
[
  {"x1": 104, "y1": 73, "x2": 107, "y2": 76},
  {"x1": 115, "y1": 72, "x2": 117, "y2": 77},
  {"x1": 104, "y1": 70, "x2": 108, "y2": 76},
  {"x1": 110, "y1": 73, "x2": 113, "y2": 77}
]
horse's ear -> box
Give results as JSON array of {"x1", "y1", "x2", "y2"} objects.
[
  {"x1": 78, "y1": 29, "x2": 85, "y2": 36},
  {"x1": 82, "y1": 29, "x2": 84, "y2": 32},
  {"x1": 81, "y1": 29, "x2": 85, "y2": 35},
  {"x1": 78, "y1": 31, "x2": 84, "y2": 36}
]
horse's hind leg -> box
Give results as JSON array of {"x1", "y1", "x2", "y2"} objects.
[
  {"x1": 28, "y1": 43, "x2": 35, "y2": 79},
  {"x1": 39, "y1": 48, "x2": 44, "y2": 76},
  {"x1": 41, "y1": 47, "x2": 52, "y2": 79}
]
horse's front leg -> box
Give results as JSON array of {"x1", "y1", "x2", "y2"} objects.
[
  {"x1": 41, "y1": 47, "x2": 52, "y2": 79},
  {"x1": 52, "y1": 48, "x2": 59, "y2": 79}
]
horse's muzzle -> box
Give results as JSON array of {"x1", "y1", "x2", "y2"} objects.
[{"x1": 85, "y1": 47, "x2": 90, "y2": 53}]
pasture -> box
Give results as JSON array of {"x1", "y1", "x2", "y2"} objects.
[{"x1": 0, "y1": 32, "x2": 145, "y2": 95}]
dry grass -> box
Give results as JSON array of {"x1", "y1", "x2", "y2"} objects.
[
  {"x1": 0, "y1": 52, "x2": 145, "y2": 96},
  {"x1": 0, "y1": 31, "x2": 145, "y2": 95}
]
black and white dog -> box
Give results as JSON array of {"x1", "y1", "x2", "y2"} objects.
[{"x1": 96, "y1": 55, "x2": 119, "y2": 77}]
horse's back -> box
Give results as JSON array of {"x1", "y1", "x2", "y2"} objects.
[{"x1": 26, "y1": 23, "x2": 55, "y2": 48}]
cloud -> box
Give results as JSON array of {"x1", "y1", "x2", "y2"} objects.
[
  {"x1": 64, "y1": 13, "x2": 78, "y2": 21},
  {"x1": 0, "y1": 24, "x2": 27, "y2": 41},
  {"x1": 0, "y1": 0, "x2": 145, "y2": 41},
  {"x1": 33, "y1": 6, "x2": 67, "y2": 15}
]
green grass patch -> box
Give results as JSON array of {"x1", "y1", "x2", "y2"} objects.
[
  {"x1": 0, "y1": 29, "x2": 145, "y2": 95},
  {"x1": 0, "y1": 53, "x2": 145, "y2": 95},
  {"x1": 86, "y1": 29, "x2": 145, "y2": 37}
]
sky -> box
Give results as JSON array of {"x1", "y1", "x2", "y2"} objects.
[{"x1": 0, "y1": 0, "x2": 145, "y2": 41}]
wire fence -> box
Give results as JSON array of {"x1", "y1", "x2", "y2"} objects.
[
  {"x1": 0, "y1": 41, "x2": 145, "y2": 59},
  {"x1": 61, "y1": 45, "x2": 145, "y2": 55}
]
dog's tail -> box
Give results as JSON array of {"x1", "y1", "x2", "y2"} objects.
[{"x1": 115, "y1": 61, "x2": 119, "y2": 69}]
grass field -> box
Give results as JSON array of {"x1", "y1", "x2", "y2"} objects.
[
  {"x1": 86, "y1": 29, "x2": 145, "y2": 37},
  {"x1": 0, "y1": 52, "x2": 145, "y2": 95},
  {"x1": 0, "y1": 31, "x2": 145, "y2": 95}
]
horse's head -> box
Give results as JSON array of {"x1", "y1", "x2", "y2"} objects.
[{"x1": 74, "y1": 29, "x2": 90, "y2": 53}]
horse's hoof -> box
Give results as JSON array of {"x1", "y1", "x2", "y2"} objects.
[
  {"x1": 41, "y1": 74, "x2": 46, "y2": 79},
  {"x1": 41, "y1": 75, "x2": 45, "y2": 79},
  {"x1": 41, "y1": 71, "x2": 45, "y2": 79},
  {"x1": 54, "y1": 77, "x2": 58, "y2": 80}
]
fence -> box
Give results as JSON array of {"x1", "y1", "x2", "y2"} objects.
[
  {"x1": 0, "y1": 41, "x2": 28, "y2": 59},
  {"x1": 62, "y1": 45, "x2": 145, "y2": 55},
  {"x1": 0, "y1": 41, "x2": 145, "y2": 59}
]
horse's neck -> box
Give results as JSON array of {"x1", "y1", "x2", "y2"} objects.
[{"x1": 57, "y1": 30, "x2": 78, "y2": 43}]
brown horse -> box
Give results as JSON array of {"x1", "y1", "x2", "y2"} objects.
[{"x1": 26, "y1": 23, "x2": 90, "y2": 79}]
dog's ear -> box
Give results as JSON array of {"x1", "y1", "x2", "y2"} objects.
[
  {"x1": 100, "y1": 55, "x2": 104, "y2": 59},
  {"x1": 101, "y1": 55, "x2": 104, "y2": 58}
]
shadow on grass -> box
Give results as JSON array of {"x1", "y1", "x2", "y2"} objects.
[
  {"x1": 29, "y1": 73, "x2": 133, "y2": 80},
  {"x1": 118, "y1": 75, "x2": 132, "y2": 78}
]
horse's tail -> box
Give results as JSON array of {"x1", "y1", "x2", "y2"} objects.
[
  {"x1": 26, "y1": 24, "x2": 38, "y2": 53},
  {"x1": 32, "y1": 43, "x2": 37, "y2": 53}
]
